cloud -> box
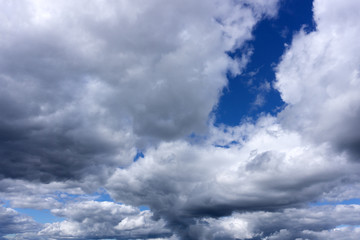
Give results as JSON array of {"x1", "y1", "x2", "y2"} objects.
[
  {"x1": 0, "y1": 179, "x2": 89, "y2": 209},
  {"x1": 9, "y1": 202, "x2": 360, "y2": 240},
  {"x1": 0, "y1": 205, "x2": 40, "y2": 239},
  {"x1": 173, "y1": 204, "x2": 360, "y2": 239},
  {"x1": 38, "y1": 201, "x2": 171, "y2": 240},
  {"x1": 106, "y1": 116, "x2": 360, "y2": 238},
  {"x1": 1, "y1": 0, "x2": 360, "y2": 239},
  {"x1": 104, "y1": 1, "x2": 360, "y2": 237},
  {"x1": 302, "y1": 226, "x2": 360, "y2": 240},
  {"x1": 0, "y1": 0, "x2": 275, "y2": 183},
  {"x1": 275, "y1": 0, "x2": 360, "y2": 160}
]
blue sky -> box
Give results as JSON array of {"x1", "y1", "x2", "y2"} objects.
[
  {"x1": 1, "y1": 0, "x2": 360, "y2": 239},
  {"x1": 215, "y1": 0, "x2": 314, "y2": 126}
]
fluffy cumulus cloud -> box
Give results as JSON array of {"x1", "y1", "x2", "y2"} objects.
[
  {"x1": 276, "y1": 0, "x2": 360, "y2": 160},
  {"x1": 1, "y1": 0, "x2": 360, "y2": 239}
]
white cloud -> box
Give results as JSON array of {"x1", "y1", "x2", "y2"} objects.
[
  {"x1": 276, "y1": 0, "x2": 360, "y2": 160},
  {"x1": 38, "y1": 201, "x2": 171, "y2": 239}
]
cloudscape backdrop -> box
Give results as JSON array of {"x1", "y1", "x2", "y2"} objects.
[{"x1": 1, "y1": 0, "x2": 360, "y2": 239}]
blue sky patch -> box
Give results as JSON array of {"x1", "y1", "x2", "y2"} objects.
[
  {"x1": 14, "y1": 208, "x2": 64, "y2": 224},
  {"x1": 215, "y1": 0, "x2": 315, "y2": 126}
]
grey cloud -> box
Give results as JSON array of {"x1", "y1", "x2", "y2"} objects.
[
  {"x1": 0, "y1": 205, "x2": 40, "y2": 240},
  {"x1": 0, "y1": 179, "x2": 88, "y2": 209},
  {"x1": 246, "y1": 205, "x2": 360, "y2": 239},
  {"x1": 38, "y1": 201, "x2": 171, "y2": 240},
  {"x1": 13, "y1": 202, "x2": 360, "y2": 240},
  {"x1": 106, "y1": 118, "x2": 360, "y2": 239},
  {"x1": 180, "y1": 204, "x2": 360, "y2": 239},
  {"x1": 0, "y1": 0, "x2": 267, "y2": 182},
  {"x1": 301, "y1": 227, "x2": 360, "y2": 240}
]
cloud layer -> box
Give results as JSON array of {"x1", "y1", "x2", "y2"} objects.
[{"x1": 1, "y1": 0, "x2": 360, "y2": 239}]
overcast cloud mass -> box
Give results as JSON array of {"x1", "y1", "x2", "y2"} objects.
[{"x1": 1, "y1": 0, "x2": 360, "y2": 239}]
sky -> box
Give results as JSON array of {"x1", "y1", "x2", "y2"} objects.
[{"x1": 1, "y1": 0, "x2": 360, "y2": 239}]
